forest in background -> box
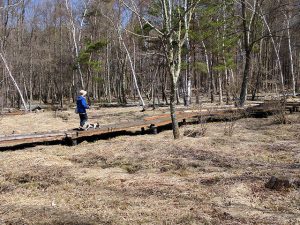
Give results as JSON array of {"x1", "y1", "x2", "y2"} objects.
[{"x1": 0, "y1": 0, "x2": 299, "y2": 111}]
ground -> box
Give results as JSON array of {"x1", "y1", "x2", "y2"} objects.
[{"x1": 0, "y1": 107, "x2": 299, "y2": 225}]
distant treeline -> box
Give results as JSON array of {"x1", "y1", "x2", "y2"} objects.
[{"x1": 0, "y1": 0, "x2": 299, "y2": 110}]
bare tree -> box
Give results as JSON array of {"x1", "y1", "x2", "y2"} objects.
[
  {"x1": 65, "y1": 0, "x2": 90, "y2": 89},
  {"x1": 239, "y1": 0, "x2": 260, "y2": 107},
  {"x1": 0, "y1": 1, "x2": 27, "y2": 111},
  {"x1": 121, "y1": 0, "x2": 199, "y2": 138},
  {"x1": 281, "y1": 3, "x2": 296, "y2": 96},
  {"x1": 0, "y1": 51, "x2": 27, "y2": 111}
]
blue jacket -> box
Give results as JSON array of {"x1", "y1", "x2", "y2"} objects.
[{"x1": 76, "y1": 96, "x2": 89, "y2": 113}]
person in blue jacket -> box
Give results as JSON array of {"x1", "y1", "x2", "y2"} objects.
[{"x1": 76, "y1": 90, "x2": 89, "y2": 128}]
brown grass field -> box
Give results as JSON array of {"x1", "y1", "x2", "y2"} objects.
[{"x1": 0, "y1": 107, "x2": 299, "y2": 225}]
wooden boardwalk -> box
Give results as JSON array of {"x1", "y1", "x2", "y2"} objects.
[{"x1": 0, "y1": 101, "x2": 299, "y2": 149}]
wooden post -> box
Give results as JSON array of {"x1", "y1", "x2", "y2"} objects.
[
  {"x1": 71, "y1": 139, "x2": 78, "y2": 146},
  {"x1": 197, "y1": 116, "x2": 202, "y2": 124},
  {"x1": 150, "y1": 124, "x2": 158, "y2": 135},
  {"x1": 64, "y1": 134, "x2": 78, "y2": 146}
]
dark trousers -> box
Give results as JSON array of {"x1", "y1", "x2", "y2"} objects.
[{"x1": 79, "y1": 113, "x2": 88, "y2": 127}]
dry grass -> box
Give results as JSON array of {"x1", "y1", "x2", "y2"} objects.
[{"x1": 0, "y1": 111, "x2": 299, "y2": 224}]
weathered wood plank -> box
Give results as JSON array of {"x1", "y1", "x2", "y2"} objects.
[
  {"x1": 0, "y1": 132, "x2": 68, "y2": 141},
  {"x1": 0, "y1": 101, "x2": 298, "y2": 148},
  {"x1": 0, "y1": 135, "x2": 67, "y2": 147}
]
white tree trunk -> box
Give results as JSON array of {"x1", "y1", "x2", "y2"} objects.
[
  {"x1": 65, "y1": 0, "x2": 87, "y2": 89},
  {"x1": 184, "y1": 0, "x2": 191, "y2": 106},
  {"x1": 121, "y1": 36, "x2": 145, "y2": 109},
  {"x1": 218, "y1": 72, "x2": 223, "y2": 104},
  {"x1": 284, "y1": 13, "x2": 296, "y2": 96},
  {"x1": 0, "y1": 52, "x2": 27, "y2": 111},
  {"x1": 106, "y1": 42, "x2": 112, "y2": 102},
  {"x1": 259, "y1": 9, "x2": 285, "y2": 93}
]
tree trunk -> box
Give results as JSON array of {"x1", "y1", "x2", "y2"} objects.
[
  {"x1": 259, "y1": 8, "x2": 285, "y2": 94},
  {"x1": 285, "y1": 13, "x2": 296, "y2": 96},
  {"x1": 121, "y1": 56, "x2": 127, "y2": 104},
  {"x1": 239, "y1": 0, "x2": 257, "y2": 107},
  {"x1": 118, "y1": 27, "x2": 145, "y2": 109},
  {"x1": 0, "y1": 52, "x2": 27, "y2": 111},
  {"x1": 65, "y1": 0, "x2": 85, "y2": 89},
  {"x1": 170, "y1": 80, "x2": 180, "y2": 139},
  {"x1": 218, "y1": 72, "x2": 223, "y2": 104},
  {"x1": 202, "y1": 41, "x2": 214, "y2": 103},
  {"x1": 240, "y1": 50, "x2": 251, "y2": 106},
  {"x1": 184, "y1": 0, "x2": 191, "y2": 106},
  {"x1": 106, "y1": 42, "x2": 112, "y2": 102}
]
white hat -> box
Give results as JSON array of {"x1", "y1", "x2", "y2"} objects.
[{"x1": 79, "y1": 90, "x2": 87, "y2": 96}]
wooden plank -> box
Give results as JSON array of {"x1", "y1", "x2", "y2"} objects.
[
  {"x1": 0, "y1": 132, "x2": 68, "y2": 141},
  {"x1": 0, "y1": 135, "x2": 67, "y2": 147},
  {"x1": 0, "y1": 111, "x2": 25, "y2": 116},
  {"x1": 0, "y1": 101, "x2": 298, "y2": 148}
]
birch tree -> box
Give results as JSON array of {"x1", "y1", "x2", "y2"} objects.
[
  {"x1": 239, "y1": 0, "x2": 260, "y2": 107},
  {"x1": 0, "y1": 0, "x2": 27, "y2": 111},
  {"x1": 258, "y1": 5, "x2": 285, "y2": 94},
  {"x1": 281, "y1": 2, "x2": 296, "y2": 96},
  {"x1": 65, "y1": 0, "x2": 90, "y2": 89},
  {"x1": 99, "y1": 4, "x2": 146, "y2": 110},
  {"x1": 121, "y1": 0, "x2": 199, "y2": 139}
]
